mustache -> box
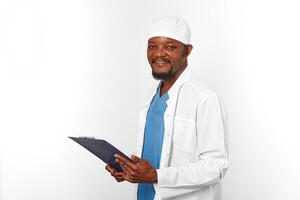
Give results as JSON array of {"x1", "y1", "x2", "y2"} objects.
[{"x1": 152, "y1": 58, "x2": 170, "y2": 63}]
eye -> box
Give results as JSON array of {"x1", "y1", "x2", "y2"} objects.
[
  {"x1": 166, "y1": 45, "x2": 177, "y2": 50},
  {"x1": 148, "y1": 44, "x2": 155, "y2": 49}
]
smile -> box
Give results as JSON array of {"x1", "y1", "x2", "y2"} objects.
[
  {"x1": 153, "y1": 60, "x2": 169, "y2": 64},
  {"x1": 155, "y1": 62, "x2": 168, "y2": 64}
]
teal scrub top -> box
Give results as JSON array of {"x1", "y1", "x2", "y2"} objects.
[{"x1": 137, "y1": 85, "x2": 169, "y2": 200}]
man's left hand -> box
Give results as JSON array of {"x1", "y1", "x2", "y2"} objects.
[{"x1": 114, "y1": 154, "x2": 157, "y2": 184}]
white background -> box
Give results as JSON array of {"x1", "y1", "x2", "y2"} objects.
[{"x1": 1, "y1": 0, "x2": 300, "y2": 200}]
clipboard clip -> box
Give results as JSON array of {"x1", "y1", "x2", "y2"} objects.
[{"x1": 79, "y1": 136, "x2": 95, "y2": 139}]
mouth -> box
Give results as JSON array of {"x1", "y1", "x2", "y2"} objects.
[{"x1": 152, "y1": 59, "x2": 170, "y2": 64}]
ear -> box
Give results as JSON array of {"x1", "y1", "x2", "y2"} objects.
[{"x1": 184, "y1": 44, "x2": 193, "y2": 57}]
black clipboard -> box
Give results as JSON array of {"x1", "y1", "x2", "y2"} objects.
[{"x1": 69, "y1": 136, "x2": 130, "y2": 172}]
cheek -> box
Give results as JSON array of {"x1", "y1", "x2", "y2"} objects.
[
  {"x1": 147, "y1": 52, "x2": 153, "y2": 62},
  {"x1": 170, "y1": 56, "x2": 183, "y2": 66}
]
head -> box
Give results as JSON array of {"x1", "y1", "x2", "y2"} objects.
[
  {"x1": 147, "y1": 16, "x2": 193, "y2": 80},
  {"x1": 147, "y1": 37, "x2": 193, "y2": 80}
]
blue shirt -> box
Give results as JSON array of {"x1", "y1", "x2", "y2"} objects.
[{"x1": 137, "y1": 85, "x2": 169, "y2": 200}]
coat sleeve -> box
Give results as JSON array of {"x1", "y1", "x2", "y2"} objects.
[{"x1": 153, "y1": 93, "x2": 229, "y2": 199}]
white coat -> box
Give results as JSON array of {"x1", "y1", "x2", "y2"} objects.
[{"x1": 134, "y1": 68, "x2": 229, "y2": 200}]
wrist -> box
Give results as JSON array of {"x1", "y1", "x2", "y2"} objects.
[{"x1": 152, "y1": 169, "x2": 158, "y2": 183}]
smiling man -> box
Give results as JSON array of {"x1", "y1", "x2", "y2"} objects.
[{"x1": 105, "y1": 16, "x2": 229, "y2": 200}]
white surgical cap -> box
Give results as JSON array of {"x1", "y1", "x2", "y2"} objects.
[{"x1": 148, "y1": 16, "x2": 191, "y2": 45}]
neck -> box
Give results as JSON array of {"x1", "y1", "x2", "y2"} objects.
[{"x1": 160, "y1": 66, "x2": 187, "y2": 96}]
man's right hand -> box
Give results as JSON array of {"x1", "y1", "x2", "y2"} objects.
[{"x1": 105, "y1": 165, "x2": 125, "y2": 182}]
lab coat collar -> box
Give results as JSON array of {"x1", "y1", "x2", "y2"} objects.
[
  {"x1": 142, "y1": 67, "x2": 191, "y2": 109},
  {"x1": 165, "y1": 66, "x2": 190, "y2": 102}
]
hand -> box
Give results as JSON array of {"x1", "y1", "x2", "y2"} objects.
[
  {"x1": 114, "y1": 154, "x2": 157, "y2": 184},
  {"x1": 105, "y1": 164, "x2": 125, "y2": 182}
]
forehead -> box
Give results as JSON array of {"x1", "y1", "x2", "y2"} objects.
[{"x1": 148, "y1": 36, "x2": 183, "y2": 44}]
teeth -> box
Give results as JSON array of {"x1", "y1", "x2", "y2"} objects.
[{"x1": 154, "y1": 61, "x2": 168, "y2": 64}]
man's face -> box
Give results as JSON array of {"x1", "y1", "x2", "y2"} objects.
[{"x1": 147, "y1": 36, "x2": 192, "y2": 80}]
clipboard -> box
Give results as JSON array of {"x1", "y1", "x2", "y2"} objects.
[{"x1": 69, "y1": 136, "x2": 130, "y2": 172}]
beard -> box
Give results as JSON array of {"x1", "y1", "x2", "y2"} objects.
[{"x1": 152, "y1": 68, "x2": 175, "y2": 80}]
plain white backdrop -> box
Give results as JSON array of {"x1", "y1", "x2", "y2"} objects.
[{"x1": 1, "y1": 0, "x2": 300, "y2": 199}]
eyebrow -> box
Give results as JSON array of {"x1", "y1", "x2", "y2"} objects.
[
  {"x1": 148, "y1": 41, "x2": 178, "y2": 44},
  {"x1": 165, "y1": 41, "x2": 177, "y2": 44}
]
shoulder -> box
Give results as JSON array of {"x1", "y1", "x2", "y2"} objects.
[
  {"x1": 181, "y1": 73, "x2": 228, "y2": 122},
  {"x1": 181, "y1": 73, "x2": 219, "y2": 104}
]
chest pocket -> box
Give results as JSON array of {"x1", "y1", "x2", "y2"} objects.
[{"x1": 172, "y1": 117, "x2": 197, "y2": 154}]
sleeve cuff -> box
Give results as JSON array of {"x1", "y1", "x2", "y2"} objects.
[{"x1": 153, "y1": 169, "x2": 163, "y2": 199}]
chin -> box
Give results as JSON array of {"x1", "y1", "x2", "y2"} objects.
[
  {"x1": 151, "y1": 64, "x2": 171, "y2": 73},
  {"x1": 152, "y1": 70, "x2": 174, "y2": 80}
]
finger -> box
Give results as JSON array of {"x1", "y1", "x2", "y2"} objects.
[
  {"x1": 115, "y1": 177, "x2": 125, "y2": 182},
  {"x1": 113, "y1": 172, "x2": 125, "y2": 182},
  {"x1": 122, "y1": 163, "x2": 134, "y2": 174},
  {"x1": 119, "y1": 163, "x2": 127, "y2": 173},
  {"x1": 130, "y1": 155, "x2": 142, "y2": 163},
  {"x1": 106, "y1": 165, "x2": 122, "y2": 179},
  {"x1": 122, "y1": 164, "x2": 140, "y2": 182},
  {"x1": 105, "y1": 165, "x2": 112, "y2": 172},
  {"x1": 115, "y1": 175, "x2": 123, "y2": 179},
  {"x1": 121, "y1": 171, "x2": 136, "y2": 183},
  {"x1": 114, "y1": 173, "x2": 124, "y2": 180},
  {"x1": 115, "y1": 154, "x2": 136, "y2": 169},
  {"x1": 105, "y1": 165, "x2": 115, "y2": 174},
  {"x1": 113, "y1": 171, "x2": 123, "y2": 176},
  {"x1": 119, "y1": 163, "x2": 134, "y2": 178},
  {"x1": 111, "y1": 171, "x2": 123, "y2": 179}
]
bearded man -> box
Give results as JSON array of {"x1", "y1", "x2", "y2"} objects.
[{"x1": 106, "y1": 16, "x2": 229, "y2": 200}]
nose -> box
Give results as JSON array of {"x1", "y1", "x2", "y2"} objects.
[{"x1": 153, "y1": 46, "x2": 167, "y2": 57}]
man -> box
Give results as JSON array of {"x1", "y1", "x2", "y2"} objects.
[{"x1": 106, "y1": 16, "x2": 228, "y2": 200}]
